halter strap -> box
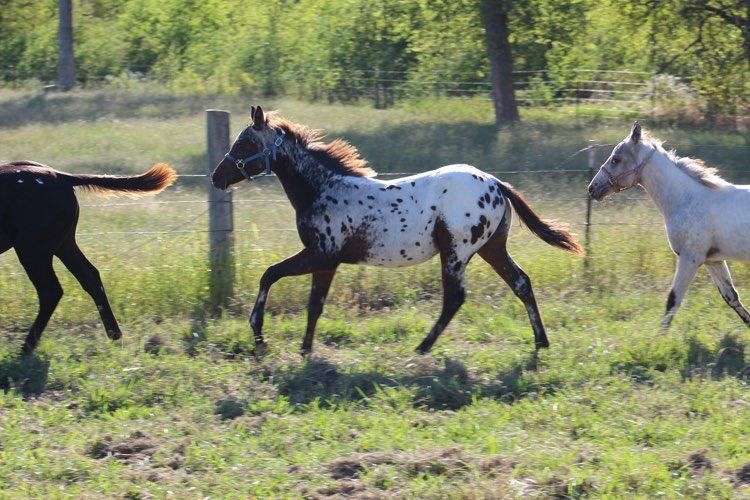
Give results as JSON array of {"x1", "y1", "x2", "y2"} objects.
[
  {"x1": 601, "y1": 145, "x2": 657, "y2": 192},
  {"x1": 224, "y1": 130, "x2": 285, "y2": 181}
]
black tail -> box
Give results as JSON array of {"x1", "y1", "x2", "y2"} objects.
[
  {"x1": 62, "y1": 163, "x2": 177, "y2": 196},
  {"x1": 497, "y1": 181, "x2": 583, "y2": 255}
]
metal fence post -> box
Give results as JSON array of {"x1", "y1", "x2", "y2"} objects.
[
  {"x1": 583, "y1": 143, "x2": 596, "y2": 264},
  {"x1": 206, "y1": 110, "x2": 234, "y2": 312}
]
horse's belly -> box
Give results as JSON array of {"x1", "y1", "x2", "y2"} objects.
[
  {"x1": 712, "y1": 242, "x2": 750, "y2": 262},
  {"x1": 363, "y1": 239, "x2": 439, "y2": 267}
]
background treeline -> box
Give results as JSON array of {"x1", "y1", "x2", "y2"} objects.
[{"x1": 0, "y1": 0, "x2": 747, "y2": 116}]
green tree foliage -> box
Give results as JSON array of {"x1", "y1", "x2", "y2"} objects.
[{"x1": 0, "y1": 0, "x2": 746, "y2": 115}]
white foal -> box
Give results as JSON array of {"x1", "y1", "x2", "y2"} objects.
[{"x1": 589, "y1": 121, "x2": 750, "y2": 328}]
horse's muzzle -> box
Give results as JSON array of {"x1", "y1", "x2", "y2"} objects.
[
  {"x1": 211, "y1": 161, "x2": 229, "y2": 190},
  {"x1": 587, "y1": 182, "x2": 606, "y2": 201}
]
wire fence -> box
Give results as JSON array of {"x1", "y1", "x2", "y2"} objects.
[
  {"x1": 2, "y1": 110, "x2": 749, "y2": 308},
  {"x1": 42, "y1": 141, "x2": 750, "y2": 239},
  {"x1": 285, "y1": 68, "x2": 699, "y2": 112}
]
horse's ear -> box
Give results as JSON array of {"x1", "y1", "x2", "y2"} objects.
[
  {"x1": 630, "y1": 121, "x2": 642, "y2": 143},
  {"x1": 250, "y1": 105, "x2": 256, "y2": 118},
  {"x1": 252, "y1": 105, "x2": 265, "y2": 130}
]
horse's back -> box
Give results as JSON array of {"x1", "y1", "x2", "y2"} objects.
[
  {"x1": 388, "y1": 163, "x2": 486, "y2": 184},
  {"x1": 380, "y1": 164, "x2": 509, "y2": 260},
  {"x1": 0, "y1": 161, "x2": 79, "y2": 249}
]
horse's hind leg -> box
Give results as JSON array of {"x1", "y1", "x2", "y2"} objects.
[
  {"x1": 706, "y1": 261, "x2": 750, "y2": 325},
  {"x1": 56, "y1": 239, "x2": 121, "y2": 340},
  {"x1": 16, "y1": 250, "x2": 63, "y2": 354},
  {"x1": 416, "y1": 220, "x2": 468, "y2": 354},
  {"x1": 478, "y1": 236, "x2": 549, "y2": 349},
  {"x1": 301, "y1": 268, "x2": 338, "y2": 356}
]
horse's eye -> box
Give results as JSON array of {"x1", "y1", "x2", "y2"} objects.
[{"x1": 611, "y1": 157, "x2": 620, "y2": 165}]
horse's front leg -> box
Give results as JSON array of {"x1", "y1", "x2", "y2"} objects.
[
  {"x1": 301, "y1": 268, "x2": 338, "y2": 356},
  {"x1": 249, "y1": 249, "x2": 336, "y2": 354},
  {"x1": 662, "y1": 254, "x2": 701, "y2": 329}
]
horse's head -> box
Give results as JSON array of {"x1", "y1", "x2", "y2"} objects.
[
  {"x1": 211, "y1": 105, "x2": 285, "y2": 189},
  {"x1": 588, "y1": 121, "x2": 656, "y2": 200}
]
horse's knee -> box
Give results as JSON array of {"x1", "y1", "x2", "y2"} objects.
[
  {"x1": 308, "y1": 299, "x2": 325, "y2": 318},
  {"x1": 259, "y1": 272, "x2": 275, "y2": 291}
]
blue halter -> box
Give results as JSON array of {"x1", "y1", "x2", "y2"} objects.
[{"x1": 224, "y1": 130, "x2": 285, "y2": 180}]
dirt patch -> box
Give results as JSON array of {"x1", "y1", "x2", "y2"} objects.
[
  {"x1": 687, "y1": 449, "x2": 713, "y2": 476},
  {"x1": 541, "y1": 475, "x2": 595, "y2": 498},
  {"x1": 164, "y1": 441, "x2": 190, "y2": 471},
  {"x1": 312, "y1": 479, "x2": 384, "y2": 499},
  {"x1": 327, "y1": 447, "x2": 513, "y2": 481},
  {"x1": 144, "y1": 335, "x2": 168, "y2": 355},
  {"x1": 232, "y1": 413, "x2": 268, "y2": 434},
  {"x1": 87, "y1": 431, "x2": 158, "y2": 462},
  {"x1": 479, "y1": 455, "x2": 516, "y2": 477}
]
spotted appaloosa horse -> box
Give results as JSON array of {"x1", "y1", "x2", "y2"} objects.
[
  {"x1": 0, "y1": 161, "x2": 176, "y2": 354},
  {"x1": 212, "y1": 106, "x2": 582, "y2": 355}
]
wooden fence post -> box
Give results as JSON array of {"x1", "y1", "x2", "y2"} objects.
[
  {"x1": 206, "y1": 110, "x2": 234, "y2": 312},
  {"x1": 583, "y1": 143, "x2": 596, "y2": 264},
  {"x1": 57, "y1": 0, "x2": 76, "y2": 91}
]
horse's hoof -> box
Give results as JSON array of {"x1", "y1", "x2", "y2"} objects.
[
  {"x1": 415, "y1": 345, "x2": 431, "y2": 355},
  {"x1": 107, "y1": 330, "x2": 122, "y2": 340},
  {"x1": 253, "y1": 342, "x2": 268, "y2": 358},
  {"x1": 535, "y1": 338, "x2": 550, "y2": 349}
]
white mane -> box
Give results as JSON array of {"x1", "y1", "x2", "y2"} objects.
[{"x1": 646, "y1": 136, "x2": 727, "y2": 189}]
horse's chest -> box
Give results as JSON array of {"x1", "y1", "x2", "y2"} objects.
[{"x1": 664, "y1": 213, "x2": 709, "y2": 256}]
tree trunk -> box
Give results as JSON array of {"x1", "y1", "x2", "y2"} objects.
[
  {"x1": 480, "y1": 0, "x2": 519, "y2": 125},
  {"x1": 57, "y1": 0, "x2": 75, "y2": 91}
]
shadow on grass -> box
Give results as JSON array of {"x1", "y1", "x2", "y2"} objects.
[
  {"x1": 0, "y1": 352, "x2": 49, "y2": 397},
  {"x1": 614, "y1": 332, "x2": 748, "y2": 384},
  {"x1": 276, "y1": 352, "x2": 553, "y2": 410},
  {"x1": 683, "y1": 333, "x2": 748, "y2": 381}
]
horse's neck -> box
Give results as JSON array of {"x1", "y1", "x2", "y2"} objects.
[
  {"x1": 272, "y1": 149, "x2": 330, "y2": 212},
  {"x1": 638, "y1": 149, "x2": 704, "y2": 219}
]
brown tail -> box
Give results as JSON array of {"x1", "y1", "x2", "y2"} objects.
[
  {"x1": 497, "y1": 181, "x2": 583, "y2": 255},
  {"x1": 62, "y1": 163, "x2": 177, "y2": 196}
]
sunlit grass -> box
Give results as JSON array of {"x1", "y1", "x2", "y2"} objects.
[{"x1": 0, "y1": 90, "x2": 747, "y2": 497}]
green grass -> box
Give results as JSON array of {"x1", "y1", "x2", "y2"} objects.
[{"x1": 0, "y1": 88, "x2": 748, "y2": 498}]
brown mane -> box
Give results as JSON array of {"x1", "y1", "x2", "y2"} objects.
[{"x1": 266, "y1": 112, "x2": 376, "y2": 177}]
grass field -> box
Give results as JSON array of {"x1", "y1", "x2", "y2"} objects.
[{"x1": 0, "y1": 88, "x2": 748, "y2": 498}]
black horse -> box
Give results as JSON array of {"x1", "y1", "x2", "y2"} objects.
[{"x1": 0, "y1": 161, "x2": 176, "y2": 354}]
